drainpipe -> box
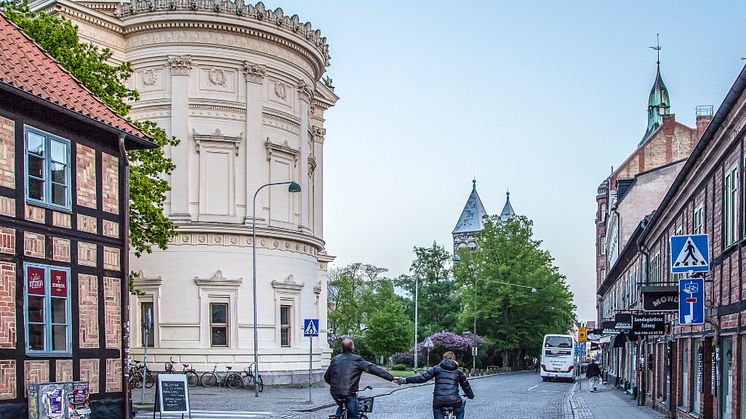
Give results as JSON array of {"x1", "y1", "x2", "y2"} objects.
[
  {"x1": 118, "y1": 134, "x2": 132, "y2": 418},
  {"x1": 636, "y1": 221, "x2": 650, "y2": 406}
]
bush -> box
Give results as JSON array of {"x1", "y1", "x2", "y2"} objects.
[
  {"x1": 389, "y1": 352, "x2": 413, "y2": 367},
  {"x1": 390, "y1": 364, "x2": 408, "y2": 371}
]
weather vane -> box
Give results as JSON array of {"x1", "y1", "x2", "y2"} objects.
[{"x1": 649, "y1": 33, "x2": 661, "y2": 65}]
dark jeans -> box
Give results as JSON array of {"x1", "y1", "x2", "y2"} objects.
[
  {"x1": 433, "y1": 400, "x2": 465, "y2": 419},
  {"x1": 334, "y1": 394, "x2": 359, "y2": 419}
]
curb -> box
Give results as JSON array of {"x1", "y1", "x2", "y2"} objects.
[{"x1": 293, "y1": 369, "x2": 533, "y2": 413}]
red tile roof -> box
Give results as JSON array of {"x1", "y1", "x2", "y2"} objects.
[{"x1": 0, "y1": 12, "x2": 151, "y2": 144}]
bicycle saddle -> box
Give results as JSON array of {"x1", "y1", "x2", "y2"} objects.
[
  {"x1": 182, "y1": 363, "x2": 189, "y2": 368},
  {"x1": 226, "y1": 366, "x2": 232, "y2": 370}
]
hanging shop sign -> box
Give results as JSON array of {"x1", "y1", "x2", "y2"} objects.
[
  {"x1": 642, "y1": 289, "x2": 678, "y2": 311},
  {"x1": 697, "y1": 344, "x2": 703, "y2": 394},
  {"x1": 632, "y1": 315, "x2": 665, "y2": 336},
  {"x1": 614, "y1": 313, "x2": 633, "y2": 330}
]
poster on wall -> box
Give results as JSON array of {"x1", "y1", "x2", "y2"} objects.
[
  {"x1": 27, "y1": 266, "x2": 45, "y2": 295},
  {"x1": 28, "y1": 381, "x2": 91, "y2": 419},
  {"x1": 50, "y1": 270, "x2": 67, "y2": 297}
]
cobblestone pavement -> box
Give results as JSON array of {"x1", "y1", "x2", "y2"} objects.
[
  {"x1": 288, "y1": 371, "x2": 571, "y2": 419},
  {"x1": 570, "y1": 379, "x2": 664, "y2": 419}
]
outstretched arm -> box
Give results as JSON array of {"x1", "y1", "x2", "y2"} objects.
[
  {"x1": 404, "y1": 368, "x2": 435, "y2": 384},
  {"x1": 361, "y1": 361, "x2": 395, "y2": 381}
]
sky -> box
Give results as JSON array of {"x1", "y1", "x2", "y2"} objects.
[{"x1": 267, "y1": 1, "x2": 746, "y2": 321}]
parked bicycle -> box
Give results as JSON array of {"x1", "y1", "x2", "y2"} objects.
[
  {"x1": 240, "y1": 363, "x2": 264, "y2": 392},
  {"x1": 164, "y1": 356, "x2": 199, "y2": 387},
  {"x1": 201, "y1": 365, "x2": 243, "y2": 389},
  {"x1": 127, "y1": 360, "x2": 155, "y2": 390},
  {"x1": 332, "y1": 385, "x2": 374, "y2": 419}
]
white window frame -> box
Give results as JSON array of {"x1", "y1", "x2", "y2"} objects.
[
  {"x1": 724, "y1": 164, "x2": 738, "y2": 247},
  {"x1": 693, "y1": 204, "x2": 704, "y2": 235},
  {"x1": 209, "y1": 302, "x2": 229, "y2": 347}
]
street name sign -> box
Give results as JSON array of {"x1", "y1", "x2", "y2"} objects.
[
  {"x1": 671, "y1": 234, "x2": 709, "y2": 273},
  {"x1": 679, "y1": 278, "x2": 705, "y2": 325},
  {"x1": 303, "y1": 318, "x2": 319, "y2": 337}
]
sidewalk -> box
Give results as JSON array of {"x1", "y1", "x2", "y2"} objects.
[{"x1": 570, "y1": 379, "x2": 664, "y2": 419}]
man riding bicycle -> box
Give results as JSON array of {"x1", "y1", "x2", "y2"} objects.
[
  {"x1": 396, "y1": 351, "x2": 474, "y2": 419},
  {"x1": 324, "y1": 338, "x2": 397, "y2": 419}
]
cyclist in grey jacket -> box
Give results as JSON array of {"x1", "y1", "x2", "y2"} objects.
[
  {"x1": 397, "y1": 352, "x2": 474, "y2": 419},
  {"x1": 324, "y1": 338, "x2": 397, "y2": 418}
]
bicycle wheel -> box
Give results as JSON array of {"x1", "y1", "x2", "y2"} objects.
[
  {"x1": 360, "y1": 415, "x2": 368, "y2": 419},
  {"x1": 257, "y1": 375, "x2": 264, "y2": 392},
  {"x1": 201, "y1": 372, "x2": 218, "y2": 387},
  {"x1": 130, "y1": 371, "x2": 143, "y2": 389},
  {"x1": 226, "y1": 372, "x2": 243, "y2": 389},
  {"x1": 186, "y1": 371, "x2": 199, "y2": 387},
  {"x1": 145, "y1": 372, "x2": 156, "y2": 388}
]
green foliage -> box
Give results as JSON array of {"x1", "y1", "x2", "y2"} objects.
[
  {"x1": 365, "y1": 281, "x2": 413, "y2": 359},
  {"x1": 390, "y1": 364, "x2": 408, "y2": 371},
  {"x1": 327, "y1": 263, "x2": 387, "y2": 336},
  {"x1": 2, "y1": 2, "x2": 179, "y2": 289},
  {"x1": 454, "y1": 216, "x2": 576, "y2": 366},
  {"x1": 396, "y1": 242, "x2": 460, "y2": 339}
]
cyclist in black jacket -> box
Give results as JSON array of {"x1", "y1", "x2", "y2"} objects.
[
  {"x1": 397, "y1": 351, "x2": 474, "y2": 419},
  {"x1": 324, "y1": 338, "x2": 397, "y2": 419}
]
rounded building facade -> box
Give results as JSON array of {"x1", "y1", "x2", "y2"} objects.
[{"x1": 39, "y1": 0, "x2": 338, "y2": 382}]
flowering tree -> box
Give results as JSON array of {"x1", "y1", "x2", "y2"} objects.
[{"x1": 413, "y1": 331, "x2": 483, "y2": 367}]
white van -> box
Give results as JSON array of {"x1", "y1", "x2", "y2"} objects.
[{"x1": 540, "y1": 334, "x2": 576, "y2": 382}]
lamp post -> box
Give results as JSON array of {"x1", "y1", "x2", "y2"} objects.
[
  {"x1": 251, "y1": 181, "x2": 301, "y2": 397},
  {"x1": 413, "y1": 275, "x2": 419, "y2": 372}
]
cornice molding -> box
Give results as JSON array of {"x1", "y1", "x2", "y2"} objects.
[
  {"x1": 194, "y1": 270, "x2": 243, "y2": 287},
  {"x1": 193, "y1": 128, "x2": 242, "y2": 155},
  {"x1": 265, "y1": 138, "x2": 299, "y2": 164},
  {"x1": 271, "y1": 274, "x2": 304, "y2": 292},
  {"x1": 168, "y1": 231, "x2": 322, "y2": 257}
]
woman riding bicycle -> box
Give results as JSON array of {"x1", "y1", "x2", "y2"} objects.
[{"x1": 396, "y1": 351, "x2": 474, "y2": 419}]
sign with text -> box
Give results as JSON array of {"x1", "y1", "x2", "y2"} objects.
[
  {"x1": 27, "y1": 266, "x2": 45, "y2": 295},
  {"x1": 156, "y1": 374, "x2": 190, "y2": 414},
  {"x1": 679, "y1": 278, "x2": 705, "y2": 326},
  {"x1": 632, "y1": 315, "x2": 665, "y2": 336},
  {"x1": 642, "y1": 290, "x2": 678, "y2": 312},
  {"x1": 50, "y1": 270, "x2": 67, "y2": 297},
  {"x1": 600, "y1": 321, "x2": 622, "y2": 335},
  {"x1": 614, "y1": 313, "x2": 633, "y2": 330}
]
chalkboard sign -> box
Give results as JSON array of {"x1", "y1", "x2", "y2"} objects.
[{"x1": 155, "y1": 374, "x2": 190, "y2": 417}]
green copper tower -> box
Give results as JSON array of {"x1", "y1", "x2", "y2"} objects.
[{"x1": 640, "y1": 34, "x2": 670, "y2": 146}]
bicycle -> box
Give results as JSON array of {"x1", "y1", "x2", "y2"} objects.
[
  {"x1": 201, "y1": 365, "x2": 243, "y2": 389},
  {"x1": 164, "y1": 356, "x2": 199, "y2": 387},
  {"x1": 439, "y1": 394, "x2": 468, "y2": 419},
  {"x1": 127, "y1": 360, "x2": 155, "y2": 389},
  {"x1": 240, "y1": 363, "x2": 264, "y2": 392},
  {"x1": 332, "y1": 385, "x2": 374, "y2": 419}
]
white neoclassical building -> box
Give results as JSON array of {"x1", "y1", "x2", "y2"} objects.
[{"x1": 32, "y1": 0, "x2": 338, "y2": 383}]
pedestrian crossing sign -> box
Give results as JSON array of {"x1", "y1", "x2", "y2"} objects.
[
  {"x1": 670, "y1": 234, "x2": 709, "y2": 274},
  {"x1": 303, "y1": 318, "x2": 319, "y2": 337}
]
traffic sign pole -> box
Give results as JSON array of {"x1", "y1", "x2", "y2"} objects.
[
  {"x1": 303, "y1": 318, "x2": 319, "y2": 403},
  {"x1": 308, "y1": 335, "x2": 312, "y2": 403}
]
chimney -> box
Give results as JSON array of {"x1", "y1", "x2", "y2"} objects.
[{"x1": 696, "y1": 105, "x2": 714, "y2": 140}]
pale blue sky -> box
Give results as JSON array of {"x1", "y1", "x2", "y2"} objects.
[{"x1": 271, "y1": 1, "x2": 746, "y2": 321}]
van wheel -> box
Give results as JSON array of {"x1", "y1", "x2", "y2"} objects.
[{"x1": 542, "y1": 377, "x2": 547, "y2": 382}]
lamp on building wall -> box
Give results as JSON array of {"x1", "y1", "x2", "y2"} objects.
[{"x1": 251, "y1": 181, "x2": 301, "y2": 397}]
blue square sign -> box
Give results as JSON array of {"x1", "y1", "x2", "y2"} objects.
[
  {"x1": 303, "y1": 319, "x2": 319, "y2": 337},
  {"x1": 670, "y1": 235, "x2": 709, "y2": 274},
  {"x1": 679, "y1": 278, "x2": 705, "y2": 326}
]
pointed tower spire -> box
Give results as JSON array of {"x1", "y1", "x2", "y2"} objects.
[
  {"x1": 640, "y1": 33, "x2": 671, "y2": 146},
  {"x1": 499, "y1": 189, "x2": 515, "y2": 222},
  {"x1": 453, "y1": 179, "x2": 487, "y2": 234}
]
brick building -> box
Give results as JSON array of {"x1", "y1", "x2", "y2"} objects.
[
  {"x1": 596, "y1": 62, "x2": 746, "y2": 417},
  {"x1": 0, "y1": 13, "x2": 154, "y2": 416}
]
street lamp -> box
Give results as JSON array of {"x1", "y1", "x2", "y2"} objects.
[
  {"x1": 413, "y1": 275, "x2": 419, "y2": 372},
  {"x1": 251, "y1": 181, "x2": 301, "y2": 397}
]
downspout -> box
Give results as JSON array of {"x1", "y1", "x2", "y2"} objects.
[
  {"x1": 118, "y1": 134, "x2": 132, "y2": 418},
  {"x1": 637, "y1": 222, "x2": 650, "y2": 406}
]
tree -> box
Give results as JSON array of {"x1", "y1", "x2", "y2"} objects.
[
  {"x1": 365, "y1": 281, "x2": 412, "y2": 360},
  {"x1": 454, "y1": 215, "x2": 575, "y2": 368},
  {"x1": 327, "y1": 263, "x2": 387, "y2": 336},
  {"x1": 397, "y1": 242, "x2": 460, "y2": 339},
  {"x1": 1, "y1": 2, "x2": 179, "y2": 263}
]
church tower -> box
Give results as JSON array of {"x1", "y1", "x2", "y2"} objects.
[
  {"x1": 452, "y1": 180, "x2": 488, "y2": 253},
  {"x1": 640, "y1": 37, "x2": 671, "y2": 145},
  {"x1": 499, "y1": 191, "x2": 515, "y2": 222}
]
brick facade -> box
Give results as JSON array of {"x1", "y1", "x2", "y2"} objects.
[
  {"x1": 77, "y1": 214, "x2": 97, "y2": 234},
  {"x1": 55, "y1": 359, "x2": 72, "y2": 383},
  {"x1": 79, "y1": 359, "x2": 99, "y2": 394},
  {"x1": 101, "y1": 153, "x2": 119, "y2": 214},
  {"x1": 102, "y1": 220, "x2": 119, "y2": 239},
  {"x1": 77, "y1": 241, "x2": 97, "y2": 267},
  {"x1": 0, "y1": 197, "x2": 13, "y2": 218},
  {"x1": 103, "y1": 247, "x2": 120, "y2": 271},
  {"x1": 0, "y1": 263, "x2": 15, "y2": 349},
  {"x1": 78, "y1": 274, "x2": 99, "y2": 349},
  {"x1": 103, "y1": 277, "x2": 121, "y2": 350},
  {"x1": 51, "y1": 237, "x2": 70, "y2": 262},
  {"x1": 105, "y1": 358, "x2": 122, "y2": 393},
  {"x1": 52, "y1": 211, "x2": 71, "y2": 229},
  {"x1": 23, "y1": 360, "x2": 48, "y2": 397},
  {"x1": 23, "y1": 231, "x2": 44, "y2": 259},
  {"x1": 76, "y1": 144, "x2": 96, "y2": 209},
  {"x1": 0, "y1": 228, "x2": 13, "y2": 255},
  {"x1": 0, "y1": 361, "x2": 15, "y2": 401},
  {"x1": 0, "y1": 116, "x2": 14, "y2": 189},
  {"x1": 24, "y1": 205, "x2": 44, "y2": 224}
]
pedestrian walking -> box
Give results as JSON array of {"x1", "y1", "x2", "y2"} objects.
[{"x1": 585, "y1": 358, "x2": 601, "y2": 392}]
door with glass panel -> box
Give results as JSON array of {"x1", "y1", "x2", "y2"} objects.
[{"x1": 721, "y1": 338, "x2": 733, "y2": 418}]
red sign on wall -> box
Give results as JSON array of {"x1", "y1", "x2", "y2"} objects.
[
  {"x1": 50, "y1": 270, "x2": 67, "y2": 297},
  {"x1": 27, "y1": 266, "x2": 45, "y2": 295}
]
